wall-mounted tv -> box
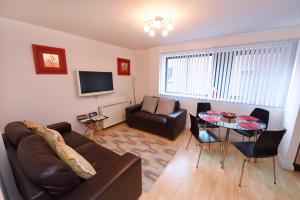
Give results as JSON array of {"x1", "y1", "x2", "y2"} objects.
[{"x1": 76, "y1": 70, "x2": 114, "y2": 96}]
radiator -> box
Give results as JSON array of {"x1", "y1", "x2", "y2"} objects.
[{"x1": 98, "y1": 100, "x2": 129, "y2": 128}]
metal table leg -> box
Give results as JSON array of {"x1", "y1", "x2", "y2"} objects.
[{"x1": 220, "y1": 128, "x2": 230, "y2": 169}]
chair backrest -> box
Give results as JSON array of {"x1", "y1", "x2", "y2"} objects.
[
  {"x1": 197, "y1": 103, "x2": 211, "y2": 124},
  {"x1": 250, "y1": 108, "x2": 270, "y2": 129},
  {"x1": 253, "y1": 129, "x2": 286, "y2": 156},
  {"x1": 197, "y1": 103, "x2": 211, "y2": 114},
  {"x1": 189, "y1": 113, "x2": 199, "y2": 138}
]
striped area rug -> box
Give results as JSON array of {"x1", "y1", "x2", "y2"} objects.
[{"x1": 93, "y1": 128, "x2": 178, "y2": 192}]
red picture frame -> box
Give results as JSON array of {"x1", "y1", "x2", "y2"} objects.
[
  {"x1": 32, "y1": 44, "x2": 68, "y2": 74},
  {"x1": 117, "y1": 58, "x2": 130, "y2": 75}
]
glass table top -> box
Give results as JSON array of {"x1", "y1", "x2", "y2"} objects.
[{"x1": 198, "y1": 112, "x2": 266, "y2": 131}]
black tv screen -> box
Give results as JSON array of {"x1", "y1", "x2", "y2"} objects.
[{"x1": 77, "y1": 71, "x2": 114, "y2": 96}]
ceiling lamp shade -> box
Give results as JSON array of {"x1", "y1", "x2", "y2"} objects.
[
  {"x1": 144, "y1": 16, "x2": 173, "y2": 37},
  {"x1": 149, "y1": 30, "x2": 156, "y2": 37}
]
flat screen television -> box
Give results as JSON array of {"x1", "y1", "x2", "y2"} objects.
[{"x1": 76, "y1": 70, "x2": 114, "y2": 96}]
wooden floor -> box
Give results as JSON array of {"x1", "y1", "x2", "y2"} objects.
[{"x1": 103, "y1": 124, "x2": 300, "y2": 200}]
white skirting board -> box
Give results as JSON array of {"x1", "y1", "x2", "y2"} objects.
[{"x1": 98, "y1": 100, "x2": 130, "y2": 128}]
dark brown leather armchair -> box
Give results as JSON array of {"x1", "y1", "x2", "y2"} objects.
[
  {"x1": 3, "y1": 121, "x2": 142, "y2": 200},
  {"x1": 126, "y1": 101, "x2": 187, "y2": 140}
]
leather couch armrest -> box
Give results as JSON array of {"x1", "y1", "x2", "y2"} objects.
[
  {"x1": 47, "y1": 122, "x2": 72, "y2": 134},
  {"x1": 166, "y1": 109, "x2": 187, "y2": 140},
  {"x1": 59, "y1": 153, "x2": 142, "y2": 200},
  {"x1": 168, "y1": 109, "x2": 186, "y2": 119},
  {"x1": 126, "y1": 103, "x2": 142, "y2": 126},
  {"x1": 126, "y1": 103, "x2": 142, "y2": 115}
]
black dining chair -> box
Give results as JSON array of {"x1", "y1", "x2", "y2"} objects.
[
  {"x1": 231, "y1": 129, "x2": 285, "y2": 186},
  {"x1": 197, "y1": 103, "x2": 219, "y2": 128},
  {"x1": 234, "y1": 108, "x2": 269, "y2": 141},
  {"x1": 197, "y1": 102, "x2": 221, "y2": 136},
  {"x1": 188, "y1": 113, "x2": 222, "y2": 168}
]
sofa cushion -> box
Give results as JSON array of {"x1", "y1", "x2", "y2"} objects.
[
  {"x1": 62, "y1": 131, "x2": 92, "y2": 148},
  {"x1": 55, "y1": 142, "x2": 97, "y2": 180},
  {"x1": 42, "y1": 128, "x2": 65, "y2": 153},
  {"x1": 23, "y1": 120, "x2": 43, "y2": 128},
  {"x1": 17, "y1": 135, "x2": 80, "y2": 198},
  {"x1": 5, "y1": 121, "x2": 34, "y2": 146},
  {"x1": 141, "y1": 96, "x2": 159, "y2": 114},
  {"x1": 134, "y1": 111, "x2": 167, "y2": 124},
  {"x1": 23, "y1": 120, "x2": 45, "y2": 135},
  {"x1": 4, "y1": 136, "x2": 53, "y2": 200},
  {"x1": 155, "y1": 98, "x2": 175, "y2": 115},
  {"x1": 75, "y1": 142, "x2": 120, "y2": 172}
]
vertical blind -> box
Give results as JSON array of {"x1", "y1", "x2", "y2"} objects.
[{"x1": 159, "y1": 40, "x2": 298, "y2": 107}]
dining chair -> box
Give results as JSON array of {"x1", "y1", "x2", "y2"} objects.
[
  {"x1": 188, "y1": 113, "x2": 222, "y2": 168},
  {"x1": 231, "y1": 129, "x2": 285, "y2": 186},
  {"x1": 234, "y1": 108, "x2": 269, "y2": 141},
  {"x1": 197, "y1": 102, "x2": 221, "y2": 137}
]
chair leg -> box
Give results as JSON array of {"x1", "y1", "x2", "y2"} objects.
[
  {"x1": 218, "y1": 128, "x2": 222, "y2": 148},
  {"x1": 239, "y1": 157, "x2": 247, "y2": 187},
  {"x1": 273, "y1": 156, "x2": 276, "y2": 184},
  {"x1": 186, "y1": 133, "x2": 192, "y2": 150},
  {"x1": 196, "y1": 144, "x2": 203, "y2": 168},
  {"x1": 242, "y1": 136, "x2": 244, "y2": 142}
]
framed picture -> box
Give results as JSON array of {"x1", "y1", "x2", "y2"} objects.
[
  {"x1": 117, "y1": 58, "x2": 130, "y2": 75},
  {"x1": 32, "y1": 44, "x2": 68, "y2": 74}
]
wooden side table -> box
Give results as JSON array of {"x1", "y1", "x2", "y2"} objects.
[{"x1": 77, "y1": 114, "x2": 108, "y2": 140}]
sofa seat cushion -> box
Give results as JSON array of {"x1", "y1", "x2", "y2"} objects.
[
  {"x1": 75, "y1": 142, "x2": 120, "y2": 172},
  {"x1": 133, "y1": 111, "x2": 167, "y2": 124},
  {"x1": 62, "y1": 131, "x2": 91, "y2": 148},
  {"x1": 5, "y1": 121, "x2": 34, "y2": 146},
  {"x1": 17, "y1": 135, "x2": 80, "y2": 198},
  {"x1": 131, "y1": 112, "x2": 167, "y2": 132}
]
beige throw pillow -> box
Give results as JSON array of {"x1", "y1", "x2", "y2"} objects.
[
  {"x1": 23, "y1": 120, "x2": 45, "y2": 136},
  {"x1": 141, "y1": 96, "x2": 159, "y2": 114},
  {"x1": 155, "y1": 98, "x2": 175, "y2": 115},
  {"x1": 43, "y1": 128, "x2": 65, "y2": 153},
  {"x1": 55, "y1": 142, "x2": 96, "y2": 179}
]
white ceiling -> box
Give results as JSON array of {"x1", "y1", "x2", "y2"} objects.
[{"x1": 1, "y1": 0, "x2": 300, "y2": 50}]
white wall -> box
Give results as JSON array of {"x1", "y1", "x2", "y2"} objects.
[
  {"x1": 133, "y1": 49, "x2": 149, "y2": 103},
  {"x1": 0, "y1": 17, "x2": 141, "y2": 132},
  {"x1": 142, "y1": 26, "x2": 300, "y2": 131},
  {"x1": 0, "y1": 17, "x2": 143, "y2": 198},
  {"x1": 279, "y1": 43, "x2": 300, "y2": 170}
]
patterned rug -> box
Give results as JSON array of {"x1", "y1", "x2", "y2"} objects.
[{"x1": 93, "y1": 128, "x2": 177, "y2": 192}]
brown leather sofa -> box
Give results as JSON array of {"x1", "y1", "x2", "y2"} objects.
[
  {"x1": 2, "y1": 121, "x2": 142, "y2": 200},
  {"x1": 126, "y1": 101, "x2": 187, "y2": 140}
]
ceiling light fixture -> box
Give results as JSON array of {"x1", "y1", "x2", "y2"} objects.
[{"x1": 144, "y1": 16, "x2": 173, "y2": 37}]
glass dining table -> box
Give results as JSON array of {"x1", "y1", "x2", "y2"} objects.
[{"x1": 198, "y1": 111, "x2": 266, "y2": 169}]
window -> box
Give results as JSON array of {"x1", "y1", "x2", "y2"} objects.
[{"x1": 159, "y1": 40, "x2": 298, "y2": 107}]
